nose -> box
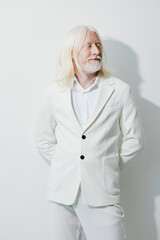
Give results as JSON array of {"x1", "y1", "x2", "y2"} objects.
[{"x1": 92, "y1": 44, "x2": 101, "y2": 55}]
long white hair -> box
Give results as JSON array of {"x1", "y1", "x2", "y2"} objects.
[{"x1": 54, "y1": 25, "x2": 110, "y2": 89}]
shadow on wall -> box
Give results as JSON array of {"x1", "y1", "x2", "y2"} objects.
[
  {"x1": 81, "y1": 38, "x2": 160, "y2": 240},
  {"x1": 97, "y1": 38, "x2": 159, "y2": 240}
]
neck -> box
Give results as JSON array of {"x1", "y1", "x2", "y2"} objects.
[{"x1": 75, "y1": 71, "x2": 99, "y2": 89}]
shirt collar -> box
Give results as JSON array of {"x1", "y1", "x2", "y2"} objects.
[{"x1": 72, "y1": 75, "x2": 99, "y2": 93}]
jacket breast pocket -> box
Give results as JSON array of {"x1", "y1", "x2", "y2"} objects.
[
  {"x1": 105, "y1": 104, "x2": 118, "y2": 108},
  {"x1": 105, "y1": 100, "x2": 119, "y2": 108},
  {"x1": 103, "y1": 154, "x2": 120, "y2": 196},
  {"x1": 104, "y1": 104, "x2": 120, "y2": 117}
]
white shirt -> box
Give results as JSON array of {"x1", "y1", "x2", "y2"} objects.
[{"x1": 71, "y1": 76, "x2": 99, "y2": 130}]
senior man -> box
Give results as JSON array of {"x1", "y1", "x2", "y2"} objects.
[{"x1": 35, "y1": 25, "x2": 144, "y2": 240}]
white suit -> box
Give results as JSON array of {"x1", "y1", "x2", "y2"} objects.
[{"x1": 35, "y1": 76, "x2": 144, "y2": 207}]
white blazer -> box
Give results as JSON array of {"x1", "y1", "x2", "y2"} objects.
[{"x1": 35, "y1": 76, "x2": 144, "y2": 207}]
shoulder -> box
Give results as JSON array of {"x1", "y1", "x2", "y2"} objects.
[
  {"x1": 103, "y1": 76, "x2": 130, "y2": 89},
  {"x1": 101, "y1": 76, "x2": 134, "y2": 105},
  {"x1": 112, "y1": 77, "x2": 129, "y2": 87},
  {"x1": 102, "y1": 76, "x2": 131, "y2": 94}
]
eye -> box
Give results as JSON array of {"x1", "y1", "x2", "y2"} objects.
[
  {"x1": 96, "y1": 44, "x2": 102, "y2": 49},
  {"x1": 83, "y1": 44, "x2": 91, "y2": 49}
]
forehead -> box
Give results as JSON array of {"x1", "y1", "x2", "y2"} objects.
[{"x1": 83, "y1": 30, "x2": 101, "y2": 43}]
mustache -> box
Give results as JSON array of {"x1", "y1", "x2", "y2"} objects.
[{"x1": 88, "y1": 56, "x2": 102, "y2": 61}]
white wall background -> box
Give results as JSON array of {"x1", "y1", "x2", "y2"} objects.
[{"x1": 0, "y1": 0, "x2": 160, "y2": 239}]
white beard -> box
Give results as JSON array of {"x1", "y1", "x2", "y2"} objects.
[{"x1": 81, "y1": 60, "x2": 102, "y2": 74}]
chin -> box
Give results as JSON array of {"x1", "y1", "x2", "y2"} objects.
[{"x1": 83, "y1": 63, "x2": 102, "y2": 74}]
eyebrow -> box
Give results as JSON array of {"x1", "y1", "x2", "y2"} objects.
[{"x1": 85, "y1": 41, "x2": 101, "y2": 44}]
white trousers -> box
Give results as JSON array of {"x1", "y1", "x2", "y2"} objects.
[{"x1": 48, "y1": 185, "x2": 126, "y2": 240}]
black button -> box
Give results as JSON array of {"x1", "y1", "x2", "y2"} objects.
[
  {"x1": 80, "y1": 155, "x2": 85, "y2": 160},
  {"x1": 82, "y1": 135, "x2": 86, "y2": 139}
]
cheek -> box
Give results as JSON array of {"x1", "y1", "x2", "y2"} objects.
[{"x1": 78, "y1": 51, "x2": 90, "y2": 65}]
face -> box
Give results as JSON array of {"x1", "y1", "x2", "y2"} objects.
[{"x1": 75, "y1": 30, "x2": 103, "y2": 74}]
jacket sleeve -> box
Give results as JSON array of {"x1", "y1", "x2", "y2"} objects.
[
  {"x1": 35, "y1": 89, "x2": 57, "y2": 166},
  {"x1": 119, "y1": 86, "x2": 144, "y2": 170}
]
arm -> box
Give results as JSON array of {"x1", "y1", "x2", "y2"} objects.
[
  {"x1": 119, "y1": 86, "x2": 144, "y2": 170},
  {"x1": 35, "y1": 89, "x2": 57, "y2": 166}
]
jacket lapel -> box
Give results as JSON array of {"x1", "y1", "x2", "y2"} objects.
[
  {"x1": 67, "y1": 76, "x2": 115, "y2": 133},
  {"x1": 82, "y1": 77, "x2": 115, "y2": 133}
]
